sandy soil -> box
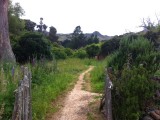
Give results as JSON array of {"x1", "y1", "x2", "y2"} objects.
[{"x1": 49, "y1": 66, "x2": 99, "y2": 120}]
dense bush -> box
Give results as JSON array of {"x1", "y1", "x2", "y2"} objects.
[
  {"x1": 13, "y1": 32, "x2": 53, "y2": 63},
  {"x1": 108, "y1": 37, "x2": 160, "y2": 73},
  {"x1": 143, "y1": 31, "x2": 160, "y2": 49},
  {"x1": 100, "y1": 36, "x2": 120, "y2": 56},
  {"x1": 107, "y1": 37, "x2": 160, "y2": 119},
  {"x1": 86, "y1": 44, "x2": 100, "y2": 58},
  {"x1": 112, "y1": 66, "x2": 159, "y2": 120},
  {"x1": 73, "y1": 49, "x2": 88, "y2": 59},
  {"x1": 64, "y1": 48, "x2": 74, "y2": 57},
  {"x1": 52, "y1": 47, "x2": 67, "y2": 59}
]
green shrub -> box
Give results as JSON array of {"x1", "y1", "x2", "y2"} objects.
[
  {"x1": 64, "y1": 48, "x2": 74, "y2": 56},
  {"x1": 107, "y1": 36, "x2": 160, "y2": 119},
  {"x1": 112, "y1": 66, "x2": 159, "y2": 120},
  {"x1": 100, "y1": 36, "x2": 120, "y2": 56},
  {"x1": 13, "y1": 32, "x2": 53, "y2": 63},
  {"x1": 86, "y1": 44, "x2": 100, "y2": 58},
  {"x1": 108, "y1": 37, "x2": 160, "y2": 73},
  {"x1": 74, "y1": 49, "x2": 88, "y2": 59},
  {"x1": 52, "y1": 47, "x2": 67, "y2": 59}
]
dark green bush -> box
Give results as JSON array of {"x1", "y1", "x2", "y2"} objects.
[
  {"x1": 74, "y1": 49, "x2": 87, "y2": 59},
  {"x1": 13, "y1": 32, "x2": 53, "y2": 63},
  {"x1": 64, "y1": 48, "x2": 74, "y2": 57},
  {"x1": 108, "y1": 37, "x2": 160, "y2": 73},
  {"x1": 100, "y1": 36, "x2": 120, "y2": 56},
  {"x1": 107, "y1": 37, "x2": 160, "y2": 119},
  {"x1": 112, "y1": 66, "x2": 159, "y2": 120},
  {"x1": 86, "y1": 44, "x2": 100, "y2": 58},
  {"x1": 52, "y1": 47, "x2": 67, "y2": 59}
]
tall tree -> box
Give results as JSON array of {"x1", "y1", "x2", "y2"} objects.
[
  {"x1": 49, "y1": 26, "x2": 59, "y2": 42},
  {"x1": 0, "y1": 0, "x2": 15, "y2": 62},
  {"x1": 24, "y1": 19, "x2": 36, "y2": 31},
  {"x1": 37, "y1": 17, "x2": 47, "y2": 33},
  {"x1": 8, "y1": 1, "x2": 25, "y2": 35},
  {"x1": 70, "y1": 26, "x2": 87, "y2": 49}
]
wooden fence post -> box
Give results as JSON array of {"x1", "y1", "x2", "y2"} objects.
[
  {"x1": 104, "y1": 68, "x2": 113, "y2": 120},
  {"x1": 28, "y1": 71, "x2": 32, "y2": 120},
  {"x1": 12, "y1": 66, "x2": 32, "y2": 120}
]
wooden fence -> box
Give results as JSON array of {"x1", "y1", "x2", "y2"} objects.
[
  {"x1": 12, "y1": 67, "x2": 32, "y2": 120},
  {"x1": 104, "y1": 68, "x2": 113, "y2": 120}
]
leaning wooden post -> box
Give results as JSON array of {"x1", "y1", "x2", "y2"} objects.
[
  {"x1": 104, "y1": 68, "x2": 113, "y2": 120},
  {"x1": 28, "y1": 70, "x2": 32, "y2": 120},
  {"x1": 12, "y1": 66, "x2": 32, "y2": 120}
]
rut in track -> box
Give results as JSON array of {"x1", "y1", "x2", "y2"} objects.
[{"x1": 49, "y1": 66, "x2": 99, "y2": 120}]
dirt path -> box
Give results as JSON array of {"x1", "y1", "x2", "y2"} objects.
[{"x1": 49, "y1": 66, "x2": 99, "y2": 120}]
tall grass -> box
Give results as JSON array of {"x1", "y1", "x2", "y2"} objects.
[
  {"x1": 0, "y1": 63, "x2": 21, "y2": 119},
  {"x1": 31, "y1": 58, "x2": 87, "y2": 120},
  {"x1": 83, "y1": 58, "x2": 114, "y2": 93},
  {"x1": 86, "y1": 58, "x2": 109, "y2": 93},
  {"x1": 0, "y1": 58, "x2": 88, "y2": 120}
]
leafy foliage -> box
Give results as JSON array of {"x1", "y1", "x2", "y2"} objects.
[
  {"x1": 13, "y1": 32, "x2": 53, "y2": 63},
  {"x1": 64, "y1": 48, "x2": 74, "y2": 56},
  {"x1": 74, "y1": 49, "x2": 88, "y2": 59},
  {"x1": 69, "y1": 26, "x2": 87, "y2": 49},
  {"x1": 100, "y1": 36, "x2": 120, "y2": 56},
  {"x1": 24, "y1": 19, "x2": 36, "y2": 31},
  {"x1": 112, "y1": 66, "x2": 159, "y2": 120},
  {"x1": 49, "y1": 26, "x2": 59, "y2": 43},
  {"x1": 86, "y1": 44, "x2": 100, "y2": 58},
  {"x1": 87, "y1": 34, "x2": 99, "y2": 44},
  {"x1": 107, "y1": 37, "x2": 160, "y2": 119},
  {"x1": 52, "y1": 47, "x2": 67, "y2": 59},
  {"x1": 8, "y1": 1, "x2": 25, "y2": 36},
  {"x1": 108, "y1": 37, "x2": 160, "y2": 72}
]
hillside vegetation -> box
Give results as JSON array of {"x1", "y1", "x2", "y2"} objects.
[
  {"x1": 1, "y1": 1, "x2": 160, "y2": 120},
  {"x1": 89, "y1": 30, "x2": 160, "y2": 119}
]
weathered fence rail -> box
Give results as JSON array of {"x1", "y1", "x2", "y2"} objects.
[
  {"x1": 12, "y1": 67, "x2": 32, "y2": 120},
  {"x1": 100, "y1": 68, "x2": 113, "y2": 120},
  {"x1": 104, "y1": 68, "x2": 113, "y2": 120}
]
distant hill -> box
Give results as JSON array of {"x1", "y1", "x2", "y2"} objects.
[
  {"x1": 85, "y1": 31, "x2": 111, "y2": 41},
  {"x1": 57, "y1": 31, "x2": 111, "y2": 41}
]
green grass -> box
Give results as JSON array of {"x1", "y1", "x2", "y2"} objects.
[
  {"x1": 89, "y1": 60, "x2": 106, "y2": 93},
  {"x1": 0, "y1": 58, "x2": 107, "y2": 119},
  {"x1": 31, "y1": 58, "x2": 88, "y2": 120},
  {"x1": 0, "y1": 63, "x2": 21, "y2": 120},
  {"x1": 88, "y1": 57, "x2": 114, "y2": 93}
]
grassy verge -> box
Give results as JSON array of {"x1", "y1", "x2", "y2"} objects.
[
  {"x1": 0, "y1": 63, "x2": 21, "y2": 120},
  {"x1": 31, "y1": 58, "x2": 87, "y2": 120},
  {"x1": 87, "y1": 96, "x2": 104, "y2": 120},
  {"x1": 82, "y1": 59, "x2": 106, "y2": 120},
  {"x1": 89, "y1": 59, "x2": 108, "y2": 93}
]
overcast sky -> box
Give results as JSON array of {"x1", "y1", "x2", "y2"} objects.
[{"x1": 12, "y1": 0, "x2": 160, "y2": 36}]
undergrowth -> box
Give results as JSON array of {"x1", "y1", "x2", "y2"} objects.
[
  {"x1": 0, "y1": 58, "x2": 88, "y2": 120},
  {"x1": 88, "y1": 59, "x2": 108, "y2": 93},
  {"x1": 31, "y1": 58, "x2": 87, "y2": 120},
  {"x1": 0, "y1": 63, "x2": 21, "y2": 120}
]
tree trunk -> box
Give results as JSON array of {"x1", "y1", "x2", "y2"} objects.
[{"x1": 0, "y1": 0, "x2": 15, "y2": 62}]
